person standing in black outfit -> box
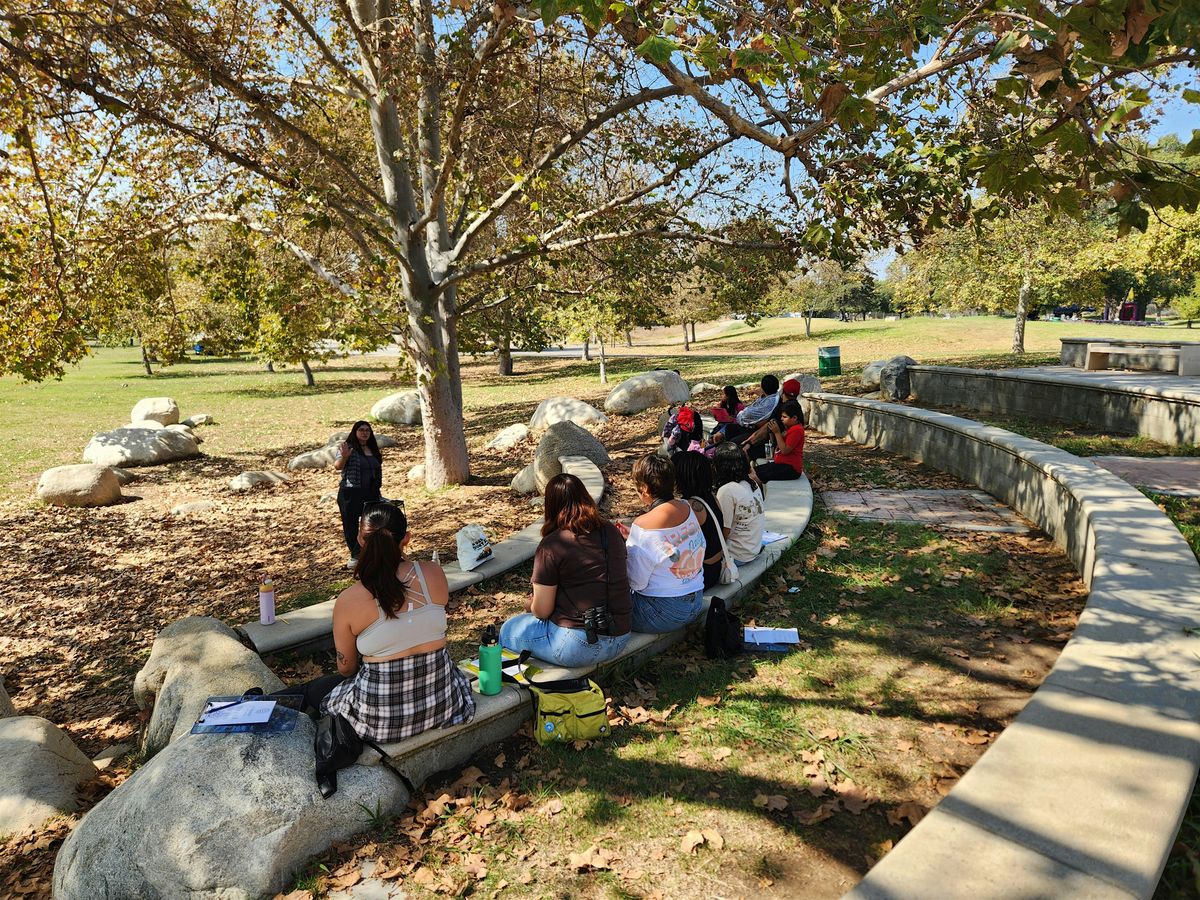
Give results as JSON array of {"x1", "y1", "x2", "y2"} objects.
[{"x1": 335, "y1": 420, "x2": 383, "y2": 568}]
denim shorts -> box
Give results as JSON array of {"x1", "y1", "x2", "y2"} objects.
[
  {"x1": 630, "y1": 589, "x2": 705, "y2": 634},
  {"x1": 499, "y1": 613, "x2": 630, "y2": 668}
]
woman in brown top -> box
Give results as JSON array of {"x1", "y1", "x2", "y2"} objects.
[{"x1": 499, "y1": 473, "x2": 632, "y2": 667}]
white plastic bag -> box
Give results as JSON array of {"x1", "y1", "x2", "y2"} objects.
[{"x1": 455, "y1": 524, "x2": 493, "y2": 572}]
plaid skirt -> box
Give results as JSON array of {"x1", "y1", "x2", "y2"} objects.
[{"x1": 321, "y1": 648, "x2": 476, "y2": 743}]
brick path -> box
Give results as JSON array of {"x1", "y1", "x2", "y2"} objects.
[
  {"x1": 820, "y1": 489, "x2": 1031, "y2": 533},
  {"x1": 1090, "y1": 455, "x2": 1200, "y2": 497}
]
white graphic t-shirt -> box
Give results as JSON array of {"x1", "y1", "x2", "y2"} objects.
[
  {"x1": 717, "y1": 480, "x2": 765, "y2": 562},
  {"x1": 625, "y1": 507, "x2": 706, "y2": 597}
]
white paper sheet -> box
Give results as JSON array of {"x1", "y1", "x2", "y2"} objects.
[
  {"x1": 743, "y1": 626, "x2": 800, "y2": 645},
  {"x1": 200, "y1": 699, "x2": 276, "y2": 726},
  {"x1": 761, "y1": 531, "x2": 788, "y2": 545}
]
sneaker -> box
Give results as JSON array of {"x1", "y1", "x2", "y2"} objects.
[{"x1": 346, "y1": 556, "x2": 359, "y2": 570}]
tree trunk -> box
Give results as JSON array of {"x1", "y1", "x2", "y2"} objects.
[
  {"x1": 497, "y1": 307, "x2": 514, "y2": 375},
  {"x1": 301, "y1": 359, "x2": 315, "y2": 387},
  {"x1": 598, "y1": 334, "x2": 608, "y2": 384},
  {"x1": 140, "y1": 343, "x2": 153, "y2": 376},
  {"x1": 804, "y1": 313, "x2": 813, "y2": 338},
  {"x1": 1012, "y1": 274, "x2": 1032, "y2": 354},
  {"x1": 498, "y1": 344, "x2": 513, "y2": 376},
  {"x1": 682, "y1": 320, "x2": 690, "y2": 351},
  {"x1": 625, "y1": 329, "x2": 633, "y2": 348},
  {"x1": 581, "y1": 338, "x2": 591, "y2": 361},
  {"x1": 265, "y1": 361, "x2": 275, "y2": 372},
  {"x1": 689, "y1": 320, "x2": 697, "y2": 343}
]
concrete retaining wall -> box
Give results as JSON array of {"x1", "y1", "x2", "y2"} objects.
[
  {"x1": 1061, "y1": 337, "x2": 1200, "y2": 370},
  {"x1": 806, "y1": 392, "x2": 1200, "y2": 899},
  {"x1": 909, "y1": 365, "x2": 1200, "y2": 445}
]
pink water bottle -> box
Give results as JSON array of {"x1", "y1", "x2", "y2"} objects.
[{"x1": 258, "y1": 576, "x2": 276, "y2": 625}]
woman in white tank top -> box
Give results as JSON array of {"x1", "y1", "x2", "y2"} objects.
[{"x1": 272, "y1": 502, "x2": 474, "y2": 743}]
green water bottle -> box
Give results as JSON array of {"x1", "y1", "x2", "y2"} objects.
[{"x1": 478, "y1": 625, "x2": 502, "y2": 696}]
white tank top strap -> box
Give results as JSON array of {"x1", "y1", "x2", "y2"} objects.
[{"x1": 409, "y1": 561, "x2": 433, "y2": 607}]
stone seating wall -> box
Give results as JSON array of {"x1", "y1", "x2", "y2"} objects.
[
  {"x1": 806, "y1": 392, "x2": 1200, "y2": 899},
  {"x1": 1060, "y1": 336, "x2": 1200, "y2": 371},
  {"x1": 908, "y1": 364, "x2": 1200, "y2": 446}
]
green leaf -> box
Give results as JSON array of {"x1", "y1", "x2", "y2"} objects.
[
  {"x1": 579, "y1": 0, "x2": 603, "y2": 28},
  {"x1": 988, "y1": 31, "x2": 1022, "y2": 63},
  {"x1": 635, "y1": 35, "x2": 678, "y2": 64},
  {"x1": 540, "y1": 0, "x2": 560, "y2": 26},
  {"x1": 1184, "y1": 130, "x2": 1200, "y2": 157},
  {"x1": 1183, "y1": 88, "x2": 1200, "y2": 104}
]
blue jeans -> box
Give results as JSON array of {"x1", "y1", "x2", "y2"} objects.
[
  {"x1": 630, "y1": 589, "x2": 705, "y2": 634},
  {"x1": 500, "y1": 614, "x2": 631, "y2": 668}
]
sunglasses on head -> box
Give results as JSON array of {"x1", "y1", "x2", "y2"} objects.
[{"x1": 362, "y1": 498, "x2": 404, "y2": 518}]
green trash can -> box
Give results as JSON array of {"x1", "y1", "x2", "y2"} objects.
[{"x1": 817, "y1": 345, "x2": 841, "y2": 377}]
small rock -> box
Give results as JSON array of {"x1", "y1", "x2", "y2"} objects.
[
  {"x1": 0, "y1": 717, "x2": 97, "y2": 835},
  {"x1": 317, "y1": 492, "x2": 337, "y2": 506},
  {"x1": 229, "y1": 471, "x2": 291, "y2": 492},
  {"x1": 170, "y1": 501, "x2": 217, "y2": 516},
  {"x1": 37, "y1": 464, "x2": 123, "y2": 508},
  {"x1": 92, "y1": 744, "x2": 134, "y2": 772},
  {"x1": 487, "y1": 423, "x2": 531, "y2": 450},
  {"x1": 690, "y1": 382, "x2": 721, "y2": 396},
  {"x1": 131, "y1": 397, "x2": 180, "y2": 426},
  {"x1": 407, "y1": 463, "x2": 426, "y2": 482},
  {"x1": 181, "y1": 414, "x2": 214, "y2": 428},
  {"x1": 511, "y1": 464, "x2": 538, "y2": 495},
  {"x1": 326, "y1": 432, "x2": 397, "y2": 449},
  {"x1": 370, "y1": 391, "x2": 422, "y2": 425},
  {"x1": 529, "y1": 397, "x2": 607, "y2": 429},
  {"x1": 603, "y1": 370, "x2": 690, "y2": 415}
]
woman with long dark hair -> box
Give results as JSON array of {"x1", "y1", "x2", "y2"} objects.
[
  {"x1": 673, "y1": 451, "x2": 726, "y2": 588},
  {"x1": 618, "y1": 454, "x2": 707, "y2": 633},
  {"x1": 713, "y1": 442, "x2": 765, "y2": 566},
  {"x1": 500, "y1": 473, "x2": 632, "y2": 666},
  {"x1": 334, "y1": 420, "x2": 383, "y2": 568},
  {"x1": 278, "y1": 502, "x2": 475, "y2": 741}
]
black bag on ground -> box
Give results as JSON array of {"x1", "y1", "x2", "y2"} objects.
[
  {"x1": 314, "y1": 713, "x2": 413, "y2": 799},
  {"x1": 704, "y1": 596, "x2": 744, "y2": 660}
]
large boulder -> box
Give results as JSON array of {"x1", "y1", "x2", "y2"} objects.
[
  {"x1": 529, "y1": 397, "x2": 607, "y2": 430},
  {"x1": 861, "y1": 360, "x2": 888, "y2": 388},
  {"x1": 0, "y1": 676, "x2": 15, "y2": 718},
  {"x1": 798, "y1": 374, "x2": 821, "y2": 394},
  {"x1": 83, "y1": 427, "x2": 200, "y2": 468},
  {"x1": 52, "y1": 717, "x2": 408, "y2": 900},
  {"x1": 603, "y1": 371, "x2": 690, "y2": 415},
  {"x1": 533, "y1": 421, "x2": 610, "y2": 492},
  {"x1": 166, "y1": 423, "x2": 202, "y2": 443},
  {"x1": 130, "y1": 397, "x2": 180, "y2": 426},
  {"x1": 371, "y1": 391, "x2": 422, "y2": 425},
  {"x1": 488, "y1": 423, "x2": 530, "y2": 450},
  {"x1": 288, "y1": 445, "x2": 339, "y2": 470},
  {"x1": 325, "y1": 432, "x2": 398, "y2": 449},
  {"x1": 0, "y1": 717, "x2": 96, "y2": 835},
  {"x1": 133, "y1": 617, "x2": 283, "y2": 756},
  {"x1": 37, "y1": 464, "x2": 122, "y2": 508},
  {"x1": 181, "y1": 413, "x2": 214, "y2": 428},
  {"x1": 690, "y1": 382, "x2": 721, "y2": 397},
  {"x1": 229, "y1": 471, "x2": 291, "y2": 492},
  {"x1": 880, "y1": 356, "x2": 918, "y2": 402}
]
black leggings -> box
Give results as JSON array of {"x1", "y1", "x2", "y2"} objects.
[
  {"x1": 338, "y1": 487, "x2": 378, "y2": 555},
  {"x1": 268, "y1": 674, "x2": 346, "y2": 716},
  {"x1": 755, "y1": 462, "x2": 801, "y2": 483}
]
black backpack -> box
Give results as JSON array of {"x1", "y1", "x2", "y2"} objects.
[
  {"x1": 314, "y1": 713, "x2": 413, "y2": 799},
  {"x1": 704, "y1": 596, "x2": 744, "y2": 660}
]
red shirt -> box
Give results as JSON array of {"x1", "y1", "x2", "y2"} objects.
[{"x1": 773, "y1": 424, "x2": 805, "y2": 473}]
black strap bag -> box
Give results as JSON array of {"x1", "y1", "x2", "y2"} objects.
[
  {"x1": 704, "y1": 596, "x2": 744, "y2": 660},
  {"x1": 314, "y1": 713, "x2": 414, "y2": 799}
]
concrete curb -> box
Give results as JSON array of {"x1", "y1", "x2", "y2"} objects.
[
  {"x1": 908, "y1": 364, "x2": 1200, "y2": 445},
  {"x1": 805, "y1": 392, "x2": 1200, "y2": 900}
]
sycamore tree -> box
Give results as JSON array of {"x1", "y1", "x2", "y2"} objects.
[
  {"x1": 782, "y1": 259, "x2": 864, "y2": 337},
  {"x1": 2, "y1": 0, "x2": 1198, "y2": 486}
]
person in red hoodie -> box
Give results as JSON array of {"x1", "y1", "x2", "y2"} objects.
[{"x1": 755, "y1": 400, "x2": 805, "y2": 483}]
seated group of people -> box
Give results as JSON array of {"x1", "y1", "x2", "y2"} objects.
[{"x1": 285, "y1": 375, "x2": 803, "y2": 745}]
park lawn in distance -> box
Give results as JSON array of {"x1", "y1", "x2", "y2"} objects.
[
  {"x1": 1, "y1": 314, "x2": 1180, "y2": 501},
  {"x1": 283, "y1": 433, "x2": 1087, "y2": 898}
]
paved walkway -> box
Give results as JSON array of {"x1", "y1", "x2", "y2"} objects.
[
  {"x1": 1090, "y1": 455, "x2": 1200, "y2": 496},
  {"x1": 821, "y1": 489, "x2": 1031, "y2": 533}
]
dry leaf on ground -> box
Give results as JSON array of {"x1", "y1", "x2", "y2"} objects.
[
  {"x1": 680, "y1": 830, "x2": 707, "y2": 853},
  {"x1": 569, "y1": 845, "x2": 618, "y2": 871}
]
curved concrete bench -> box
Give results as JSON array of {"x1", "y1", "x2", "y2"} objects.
[
  {"x1": 358, "y1": 475, "x2": 815, "y2": 787},
  {"x1": 908, "y1": 364, "x2": 1200, "y2": 446},
  {"x1": 805, "y1": 392, "x2": 1200, "y2": 899},
  {"x1": 559, "y1": 455, "x2": 605, "y2": 502}
]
